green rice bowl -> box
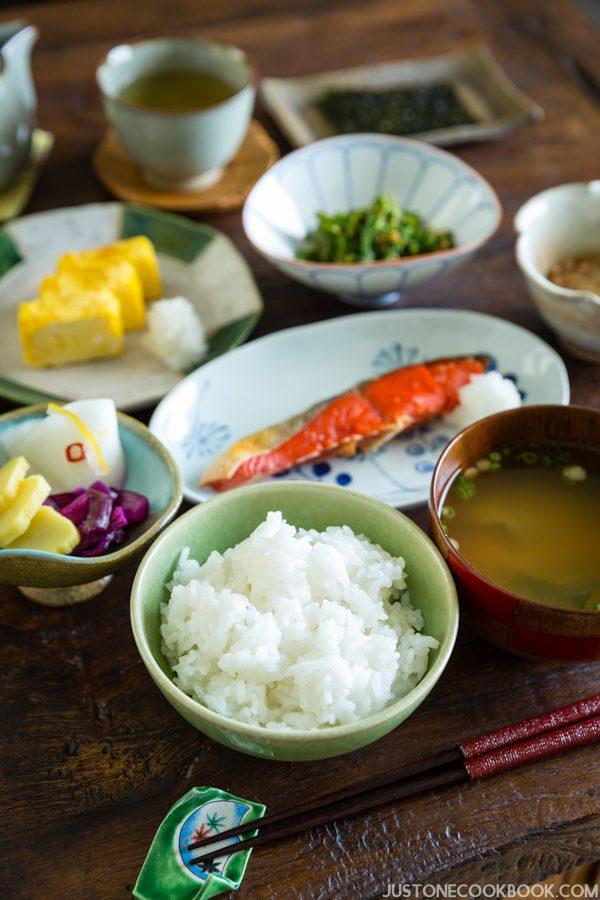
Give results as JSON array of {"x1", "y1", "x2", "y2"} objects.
[{"x1": 131, "y1": 481, "x2": 458, "y2": 760}]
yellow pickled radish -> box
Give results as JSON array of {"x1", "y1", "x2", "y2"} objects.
[
  {"x1": 6, "y1": 505, "x2": 80, "y2": 554},
  {"x1": 47, "y1": 402, "x2": 109, "y2": 474},
  {"x1": 0, "y1": 474, "x2": 51, "y2": 547},
  {"x1": 0, "y1": 455, "x2": 29, "y2": 513}
]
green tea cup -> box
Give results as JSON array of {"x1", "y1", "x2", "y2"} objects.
[
  {"x1": 97, "y1": 37, "x2": 256, "y2": 192},
  {"x1": 131, "y1": 481, "x2": 458, "y2": 761}
]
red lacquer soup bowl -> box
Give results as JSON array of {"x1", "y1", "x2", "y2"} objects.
[{"x1": 429, "y1": 404, "x2": 600, "y2": 661}]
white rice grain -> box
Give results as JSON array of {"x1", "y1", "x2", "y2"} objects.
[{"x1": 160, "y1": 511, "x2": 438, "y2": 730}]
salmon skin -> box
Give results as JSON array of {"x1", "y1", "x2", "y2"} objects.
[{"x1": 200, "y1": 355, "x2": 491, "y2": 492}]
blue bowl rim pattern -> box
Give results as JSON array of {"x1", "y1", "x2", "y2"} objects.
[{"x1": 243, "y1": 133, "x2": 502, "y2": 271}]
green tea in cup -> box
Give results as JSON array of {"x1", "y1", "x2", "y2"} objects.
[
  {"x1": 97, "y1": 38, "x2": 256, "y2": 192},
  {"x1": 118, "y1": 68, "x2": 237, "y2": 111}
]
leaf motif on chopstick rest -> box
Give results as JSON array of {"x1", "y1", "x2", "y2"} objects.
[{"x1": 133, "y1": 786, "x2": 265, "y2": 900}]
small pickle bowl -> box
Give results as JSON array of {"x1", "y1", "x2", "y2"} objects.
[
  {"x1": 515, "y1": 181, "x2": 600, "y2": 363},
  {"x1": 0, "y1": 404, "x2": 182, "y2": 602},
  {"x1": 131, "y1": 481, "x2": 458, "y2": 761},
  {"x1": 429, "y1": 404, "x2": 600, "y2": 662},
  {"x1": 242, "y1": 134, "x2": 501, "y2": 309}
]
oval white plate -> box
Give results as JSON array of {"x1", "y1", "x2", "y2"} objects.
[
  {"x1": 150, "y1": 309, "x2": 570, "y2": 508},
  {"x1": 0, "y1": 203, "x2": 262, "y2": 410}
]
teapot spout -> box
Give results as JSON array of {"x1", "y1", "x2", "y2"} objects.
[
  {"x1": 0, "y1": 21, "x2": 38, "y2": 111},
  {"x1": 0, "y1": 19, "x2": 28, "y2": 47}
]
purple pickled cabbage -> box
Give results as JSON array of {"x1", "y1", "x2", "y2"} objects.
[
  {"x1": 45, "y1": 491, "x2": 75, "y2": 509},
  {"x1": 58, "y1": 491, "x2": 90, "y2": 525},
  {"x1": 112, "y1": 527, "x2": 126, "y2": 546},
  {"x1": 109, "y1": 506, "x2": 128, "y2": 530},
  {"x1": 117, "y1": 489, "x2": 149, "y2": 524},
  {"x1": 47, "y1": 480, "x2": 150, "y2": 557},
  {"x1": 91, "y1": 481, "x2": 119, "y2": 501},
  {"x1": 78, "y1": 527, "x2": 126, "y2": 557},
  {"x1": 91, "y1": 480, "x2": 110, "y2": 494},
  {"x1": 75, "y1": 489, "x2": 114, "y2": 551},
  {"x1": 45, "y1": 486, "x2": 88, "y2": 511}
]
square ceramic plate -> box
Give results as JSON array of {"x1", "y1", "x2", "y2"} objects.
[
  {"x1": 0, "y1": 203, "x2": 263, "y2": 411},
  {"x1": 260, "y1": 44, "x2": 543, "y2": 148}
]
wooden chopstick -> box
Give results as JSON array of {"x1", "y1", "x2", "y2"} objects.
[
  {"x1": 189, "y1": 762, "x2": 468, "y2": 867},
  {"x1": 186, "y1": 745, "x2": 461, "y2": 852},
  {"x1": 458, "y1": 693, "x2": 600, "y2": 759},
  {"x1": 187, "y1": 692, "x2": 600, "y2": 854},
  {"x1": 189, "y1": 713, "x2": 600, "y2": 867},
  {"x1": 187, "y1": 694, "x2": 600, "y2": 864}
]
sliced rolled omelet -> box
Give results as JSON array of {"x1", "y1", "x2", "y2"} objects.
[
  {"x1": 59, "y1": 235, "x2": 162, "y2": 300},
  {"x1": 18, "y1": 288, "x2": 123, "y2": 368},
  {"x1": 43, "y1": 260, "x2": 146, "y2": 331}
]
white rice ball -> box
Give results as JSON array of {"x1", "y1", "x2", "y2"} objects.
[
  {"x1": 160, "y1": 511, "x2": 438, "y2": 731},
  {"x1": 143, "y1": 296, "x2": 207, "y2": 372},
  {"x1": 444, "y1": 371, "x2": 521, "y2": 431}
]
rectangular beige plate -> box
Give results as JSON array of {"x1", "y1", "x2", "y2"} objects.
[{"x1": 260, "y1": 44, "x2": 543, "y2": 148}]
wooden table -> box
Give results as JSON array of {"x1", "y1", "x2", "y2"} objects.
[{"x1": 1, "y1": 0, "x2": 599, "y2": 896}]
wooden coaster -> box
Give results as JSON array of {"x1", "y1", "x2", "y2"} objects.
[{"x1": 93, "y1": 120, "x2": 279, "y2": 213}]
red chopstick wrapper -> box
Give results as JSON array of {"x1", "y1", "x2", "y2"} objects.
[{"x1": 458, "y1": 693, "x2": 600, "y2": 759}]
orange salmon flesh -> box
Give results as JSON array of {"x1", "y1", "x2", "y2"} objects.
[{"x1": 201, "y1": 355, "x2": 489, "y2": 491}]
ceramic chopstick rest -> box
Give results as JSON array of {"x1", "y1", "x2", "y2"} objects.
[{"x1": 133, "y1": 787, "x2": 265, "y2": 899}]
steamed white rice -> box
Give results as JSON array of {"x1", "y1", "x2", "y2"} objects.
[{"x1": 160, "y1": 511, "x2": 438, "y2": 730}]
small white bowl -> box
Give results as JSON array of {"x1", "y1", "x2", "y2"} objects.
[
  {"x1": 243, "y1": 134, "x2": 501, "y2": 308},
  {"x1": 515, "y1": 181, "x2": 600, "y2": 362}
]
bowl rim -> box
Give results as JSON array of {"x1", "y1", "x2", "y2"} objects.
[
  {"x1": 242, "y1": 132, "x2": 502, "y2": 271},
  {"x1": 429, "y1": 403, "x2": 600, "y2": 617},
  {"x1": 96, "y1": 35, "x2": 259, "y2": 117},
  {"x1": 0, "y1": 403, "x2": 183, "y2": 567},
  {"x1": 514, "y1": 180, "x2": 600, "y2": 307},
  {"x1": 131, "y1": 480, "x2": 459, "y2": 744}
]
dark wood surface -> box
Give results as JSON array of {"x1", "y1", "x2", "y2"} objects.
[{"x1": 1, "y1": 0, "x2": 599, "y2": 896}]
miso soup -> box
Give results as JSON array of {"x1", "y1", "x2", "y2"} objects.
[
  {"x1": 441, "y1": 442, "x2": 600, "y2": 611},
  {"x1": 119, "y1": 68, "x2": 237, "y2": 110}
]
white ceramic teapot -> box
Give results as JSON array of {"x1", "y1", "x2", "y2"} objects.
[{"x1": 0, "y1": 21, "x2": 38, "y2": 191}]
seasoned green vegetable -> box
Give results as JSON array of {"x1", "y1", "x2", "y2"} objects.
[
  {"x1": 296, "y1": 195, "x2": 454, "y2": 264},
  {"x1": 318, "y1": 84, "x2": 473, "y2": 136}
]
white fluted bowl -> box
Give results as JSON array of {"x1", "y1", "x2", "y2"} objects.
[{"x1": 243, "y1": 134, "x2": 501, "y2": 308}]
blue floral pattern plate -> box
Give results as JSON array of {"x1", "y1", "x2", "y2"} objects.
[{"x1": 150, "y1": 309, "x2": 569, "y2": 509}]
